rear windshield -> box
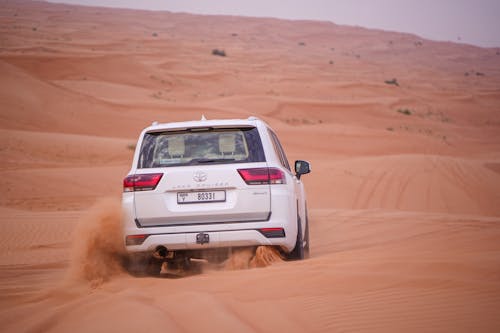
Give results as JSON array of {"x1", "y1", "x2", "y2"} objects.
[{"x1": 138, "y1": 127, "x2": 266, "y2": 168}]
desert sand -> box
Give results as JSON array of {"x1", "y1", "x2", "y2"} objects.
[{"x1": 1, "y1": 1, "x2": 500, "y2": 332}]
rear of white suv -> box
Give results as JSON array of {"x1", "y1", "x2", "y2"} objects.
[{"x1": 122, "y1": 117, "x2": 311, "y2": 274}]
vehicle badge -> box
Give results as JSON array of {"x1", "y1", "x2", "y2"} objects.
[{"x1": 193, "y1": 171, "x2": 208, "y2": 182}]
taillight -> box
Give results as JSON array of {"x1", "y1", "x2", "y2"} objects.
[
  {"x1": 123, "y1": 173, "x2": 163, "y2": 192},
  {"x1": 237, "y1": 168, "x2": 286, "y2": 185}
]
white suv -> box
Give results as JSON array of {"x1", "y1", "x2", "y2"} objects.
[{"x1": 122, "y1": 117, "x2": 311, "y2": 274}]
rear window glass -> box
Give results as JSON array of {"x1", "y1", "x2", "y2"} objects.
[{"x1": 138, "y1": 127, "x2": 266, "y2": 168}]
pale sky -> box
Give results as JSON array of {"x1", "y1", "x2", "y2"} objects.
[{"x1": 47, "y1": 0, "x2": 500, "y2": 48}]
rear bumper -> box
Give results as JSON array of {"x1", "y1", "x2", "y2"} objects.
[
  {"x1": 122, "y1": 185, "x2": 298, "y2": 254},
  {"x1": 125, "y1": 228, "x2": 286, "y2": 253}
]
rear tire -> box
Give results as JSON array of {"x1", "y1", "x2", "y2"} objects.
[
  {"x1": 125, "y1": 254, "x2": 163, "y2": 276},
  {"x1": 287, "y1": 216, "x2": 305, "y2": 260},
  {"x1": 303, "y1": 208, "x2": 310, "y2": 259},
  {"x1": 146, "y1": 257, "x2": 164, "y2": 276}
]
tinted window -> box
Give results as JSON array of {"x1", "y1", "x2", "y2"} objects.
[
  {"x1": 268, "y1": 129, "x2": 291, "y2": 171},
  {"x1": 138, "y1": 127, "x2": 265, "y2": 168}
]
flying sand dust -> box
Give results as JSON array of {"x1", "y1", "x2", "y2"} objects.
[
  {"x1": 66, "y1": 198, "x2": 283, "y2": 286},
  {"x1": 66, "y1": 198, "x2": 127, "y2": 287},
  {"x1": 224, "y1": 246, "x2": 283, "y2": 270}
]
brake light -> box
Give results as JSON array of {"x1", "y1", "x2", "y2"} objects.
[
  {"x1": 237, "y1": 168, "x2": 286, "y2": 185},
  {"x1": 123, "y1": 173, "x2": 163, "y2": 192}
]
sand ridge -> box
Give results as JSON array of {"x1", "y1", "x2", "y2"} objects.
[{"x1": 1, "y1": 1, "x2": 500, "y2": 332}]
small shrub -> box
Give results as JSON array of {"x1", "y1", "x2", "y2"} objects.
[
  {"x1": 298, "y1": 42, "x2": 306, "y2": 46},
  {"x1": 212, "y1": 49, "x2": 226, "y2": 57},
  {"x1": 397, "y1": 108, "x2": 412, "y2": 116},
  {"x1": 476, "y1": 72, "x2": 485, "y2": 76},
  {"x1": 329, "y1": 60, "x2": 334, "y2": 65},
  {"x1": 385, "y1": 78, "x2": 399, "y2": 86},
  {"x1": 32, "y1": 27, "x2": 37, "y2": 31},
  {"x1": 152, "y1": 32, "x2": 158, "y2": 37},
  {"x1": 127, "y1": 143, "x2": 136, "y2": 150}
]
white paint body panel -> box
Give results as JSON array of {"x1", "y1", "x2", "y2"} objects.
[{"x1": 122, "y1": 118, "x2": 308, "y2": 254}]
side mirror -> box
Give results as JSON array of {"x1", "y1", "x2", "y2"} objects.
[{"x1": 295, "y1": 160, "x2": 311, "y2": 179}]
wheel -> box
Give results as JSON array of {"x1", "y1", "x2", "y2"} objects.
[
  {"x1": 287, "y1": 216, "x2": 305, "y2": 260},
  {"x1": 125, "y1": 253, "x2": 163, "y2": 276},
  {"x1": 303, "y1": 209, "x2": 310, "y2": 259},
  {"x1": 145, "y1": 257, "x2": 163, "y2": 276}
]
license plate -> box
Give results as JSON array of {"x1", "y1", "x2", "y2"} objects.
[{"x1": 177, "y1": 190, "x2": 226, "y2": 204}]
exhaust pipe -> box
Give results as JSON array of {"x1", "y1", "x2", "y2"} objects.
[{"x1": 153, "y1": 246, "x2": 168, "y2": 259}]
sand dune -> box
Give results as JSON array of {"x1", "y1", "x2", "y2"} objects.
[
  {"x1": 309, "y1": 154, "x2": 500, "y2": 215},
  {"x1": 1, "y1": 1, "x2": 500, "y2": 332},
  {"x1": 1, "y1": 208, "x2": 499, "y2": 332}
]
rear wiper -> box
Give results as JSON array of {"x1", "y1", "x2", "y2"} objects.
[{"x1": 192, "y1": 158, "x2": 236, "y2": 164}]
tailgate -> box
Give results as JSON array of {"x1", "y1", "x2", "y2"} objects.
[{"x1": 133, "y1": 164, "x2": 271, "y2": 227}]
